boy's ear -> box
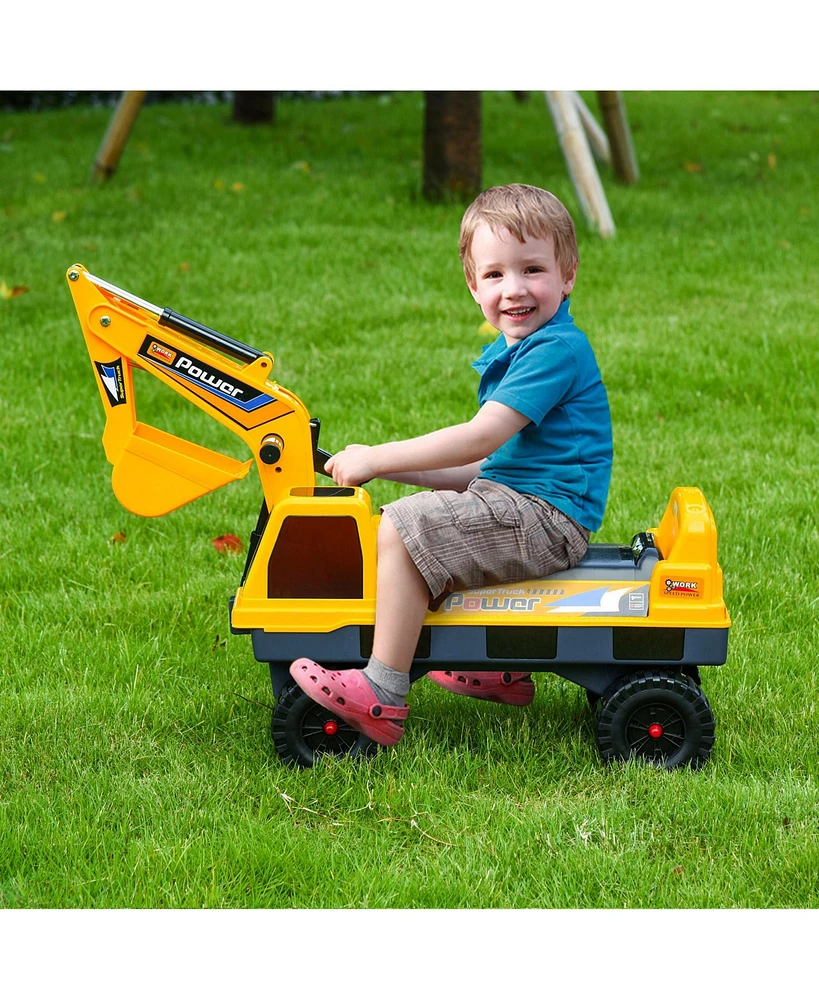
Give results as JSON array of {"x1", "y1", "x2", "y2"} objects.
[
  {"x1": 562, "y1": 261, "x2": 578, "y2": 296},
  {"x1": 466, "y1": 276, "x2": 480, "y2": 302}
]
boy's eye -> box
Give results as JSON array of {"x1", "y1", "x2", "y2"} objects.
[
  {"x1": 483, "y1": 271, "x2": 502, "y2": 279},
  {"x1": 525, "y1": 266, "x2": 544, "y2": 274}
]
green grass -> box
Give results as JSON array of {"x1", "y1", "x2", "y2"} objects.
[{"x1": 1, "y1": 92, "x2": 818, "y2": 909}]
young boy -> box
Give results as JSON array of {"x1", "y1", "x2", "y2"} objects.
[{"x1": 290, "y1": 184, "x2": 613, "y2": 746}]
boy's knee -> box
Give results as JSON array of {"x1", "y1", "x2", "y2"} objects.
[{"x1": 377, "y1": 514, "x2": 403, "y2": 554}]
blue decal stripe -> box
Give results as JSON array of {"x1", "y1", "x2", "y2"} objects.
[
  {"x1": 170, "y1": 369, "x2": 274, "y2": 412},
  {"x1": 547, "y1": 586, "x2": 610, "y2": 608}
]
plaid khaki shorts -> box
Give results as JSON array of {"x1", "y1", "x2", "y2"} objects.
[{"x1": 382, "y1": 477, "x2": 590, "y2": 605}]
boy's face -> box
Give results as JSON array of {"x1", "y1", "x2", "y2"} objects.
[{"x1": 467, "y1": 224, "x2": 576, "y2": 346}]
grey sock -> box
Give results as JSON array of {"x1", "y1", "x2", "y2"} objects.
[{"x1": 362, "y1": 656, "x2": 410, "y2": 706}]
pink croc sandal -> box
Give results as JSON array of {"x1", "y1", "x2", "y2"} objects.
[
  {"x1": 289, "y1": 659, "x2": 409, "y2": 747},
  {"x1": 426, "y1": 670, "x2": 535, "y2": 707}
]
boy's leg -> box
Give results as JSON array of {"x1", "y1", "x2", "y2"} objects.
[
  {"x1": 371, "y1": 515, "x2": 430, "y2": 674},
  {"x1": 372, "y1": 515, "x2": 533, "y2": 707},
  {"x1": 358, "y1": 515, "x2": 429, "y2": 707}
]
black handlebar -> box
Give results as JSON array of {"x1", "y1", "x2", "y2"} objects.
[{"x1": 313, "y1": 447, "x2": 333, "y2": 475}]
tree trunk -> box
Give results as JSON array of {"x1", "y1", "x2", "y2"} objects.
[
  {"x1": 423, "y1": 92, "x2": 482, "y2": 202},
  {"x1": 232, "y1": 92, "x2": 276, "y2": 124}
]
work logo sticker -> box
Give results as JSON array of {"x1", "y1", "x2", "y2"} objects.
[
  {"x1": 138, "y1": 335, "x2": 274, "y2": 412},
  {"x1": 144, "y1": 340, "x2": 177, "y2": 365},
  {"x1": 95, "y1": 358, "x2": 127, "y2": 407},
  {"x1": 665, "y1": 578, "x2": 701, "y2": 598}
]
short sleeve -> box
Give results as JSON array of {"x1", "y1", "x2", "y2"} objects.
[{"x1": 485, "y1": 335, "x2": 577, "y2": 425}]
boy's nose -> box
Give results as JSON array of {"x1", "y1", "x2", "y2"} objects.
[{"x1": 503, "y1": 276, "x2": 526, "y2": 298}]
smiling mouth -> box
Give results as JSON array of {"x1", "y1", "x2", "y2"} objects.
[{"x1": 504, "y1": 307, "x2": 535, "y2": 318}]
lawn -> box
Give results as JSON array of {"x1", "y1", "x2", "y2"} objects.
[{"x1": 0, "y1": 91, "x2": 817, "y2": 910}]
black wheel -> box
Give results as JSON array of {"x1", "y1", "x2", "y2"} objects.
[
  {"x1": 595, "y1": 669, "x2": 714, "y2": 769},
  {"x1": 271, "y1": 681, "x2": 378, "y2": 768}
]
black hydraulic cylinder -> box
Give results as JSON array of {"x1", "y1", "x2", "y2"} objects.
[{"x1": 159, "y1": 309, "x2": 264, "y2": 363}]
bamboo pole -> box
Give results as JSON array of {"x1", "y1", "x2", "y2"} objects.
[
  {"x1": 596, "y1": 91, "x2": 639, "y2": 184},
  {"x1": 544, "y1": 91, "x2": 615, "y2": 239},
  {"x1": 90, "y1": 91, "x2": 146, "y2": 182},
  {"x1": 572, "y1": 92, "x2": 611, "y2": 165}
]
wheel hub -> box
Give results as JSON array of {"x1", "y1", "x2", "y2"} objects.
[
  {"x1": 625, "y1": 703, "x2": 686, "y2": 761},
  {"x1": 271, "y1": 683, "x2": 377, "y2": 767}
]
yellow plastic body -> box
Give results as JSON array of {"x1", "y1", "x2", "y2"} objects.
[
  {"x1": 232, "y1": 485, "x2": 731, "y2": 634},
  {"x1": 69, "y1": 265, "x2": 729, "y2": 639}
]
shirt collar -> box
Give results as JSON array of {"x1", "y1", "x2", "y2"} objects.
[{"x1": 473, "y1": 298, "x2": 573, "y2": 370}]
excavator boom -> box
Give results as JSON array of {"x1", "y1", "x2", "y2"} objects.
[{"x1": 66, "y1": 264, "x2": 322, "y2": 516}]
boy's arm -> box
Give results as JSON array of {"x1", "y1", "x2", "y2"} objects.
[
  {"x1": 324, "y1": 401, "x2": 530, "y2": 488},
  {"x1": 378, "y1": 461, "x2": 485, "y2": 492}
]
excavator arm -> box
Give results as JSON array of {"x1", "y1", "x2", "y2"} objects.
[{"x1": 66, "y1": 264, "x2": 327, "y2": 517}]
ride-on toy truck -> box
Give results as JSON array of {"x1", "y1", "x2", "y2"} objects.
[{"x1": 67, "y1": 265, "x2": 731, "y2": 769}]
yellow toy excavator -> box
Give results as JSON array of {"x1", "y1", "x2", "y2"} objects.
[{"x1": 67, "y1": 264, "x2": 731, "y2": 769}]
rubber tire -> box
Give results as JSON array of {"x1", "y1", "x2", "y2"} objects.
[
  {"x1": 271, "y1": 681, "x2": 378, "y2": 768},
  {"x1": 595, "y1": 669, "x2": 714, "y2": 770}
]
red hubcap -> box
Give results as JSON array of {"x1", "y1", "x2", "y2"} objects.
[
  {"x1": 323, "y1": 720, "x2": 339, "y2": 736},
  {"x1": 648, "y1": 723, "x2": 664, "y2": 739}
]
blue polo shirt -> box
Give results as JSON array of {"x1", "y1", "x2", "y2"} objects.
[{"x1": 472, "y1": 299, "x2": 612, "y2": 532}]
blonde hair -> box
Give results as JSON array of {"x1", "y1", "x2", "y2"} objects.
[{"x1": 459, "y1": 184, "x2": 578, "y2": 285}]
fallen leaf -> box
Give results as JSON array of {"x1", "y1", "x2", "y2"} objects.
[
  {"x1": 51, "y1": 210, "x2": 67, "y2": 223},
  {"x1": 128, "y1": 188, "x2": 141, "y2": 201},
  {"x1": 212, "y1": 533, "x2": 243, "y2": 554},
  {"x1": 672, "y1": 865, "x2": 685, "y2": 876},
  {"x1": 110, "y1": 531, "x2": 127, "y2": 544},
  {"x1": 0, "y1": 281, "x2": 29, "y2": 299},
  {"x1": 782, "y1": 816, "x2": 790, "y2": 827},
  {"x1": 179, "y1": 262, "x2": 190, "y2": 273},
  {"x1": 211, "y1": 634, "x2": 227, "y2": 650},
  {"x1": 231, "y1": 181, "x2": 245, "y2": 193},
  {"x1": 3, "y1": 207, "x2": 13, "y2": 216},
  {"x1": 768, "y1": 153, "x2": 777, "y2": 169},
  {"x1": 684, "y1": 162, "x2": 703, "y2": 173},
  {"x1": 214, "y1": 179, "x2": 225, "y2": 191}
]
